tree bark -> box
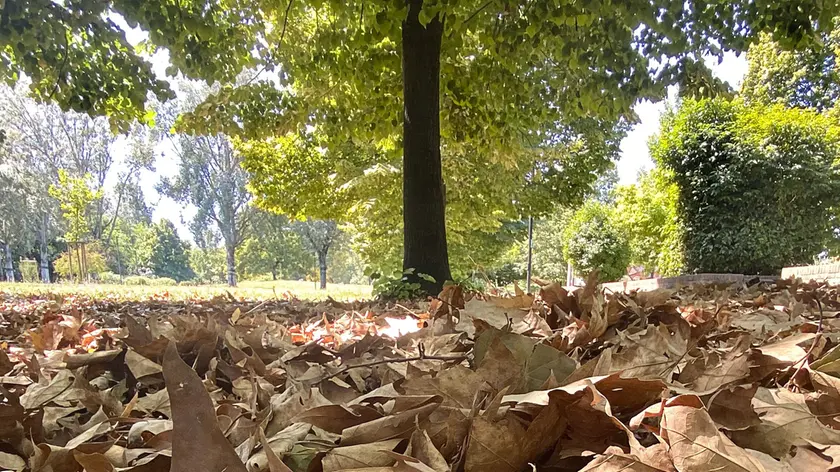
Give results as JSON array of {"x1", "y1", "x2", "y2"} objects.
[
  {"x1": 401, "y1": 0, "x2": 451, "y2": 294},
  {"x1": 39, "y1": 212, "x2": 50, "y2": 283},
  {"x1": 317, "y1": 251, "x2": 327, "y2": 290},
  {"x1": 2, "y1": 242, "x2": 14, "y2": 282},
  {"x1": 225, "y1": 243, "x2": 237, "y2": 287}
]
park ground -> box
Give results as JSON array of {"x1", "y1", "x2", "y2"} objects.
[{"x1": 0, "y1": 279, "x2": 372, "y2": 301}]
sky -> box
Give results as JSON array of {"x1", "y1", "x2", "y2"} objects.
[{"x1": 116, "y1": 39, "x2": 750, "y2": 240}]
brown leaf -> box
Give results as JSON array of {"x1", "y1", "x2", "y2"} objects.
[
  {"x1": 125, "y1": 350, "x2": 163, "y2": 378},
  {"x1": 73, "y1": 451, "x2": 115, "y2": 472},
  {"x1": 580, "y1": 449, "x2": 669, "y2": 471},
  {"x1": 730, "y1": 387, "x2": 840, "y2": 458},
  {"x1": 465, "y1": 415, "x2": 527, "y2": 472},
  {"x1": 0, "y1": 451, "x2": 25, "y2": 472},
  {"x1": 406, "y1": 429, "x2": 448, "y2": 472},
  {"x1": 707, "y1": 385, "x2": 762, "y2": 431},
  {"x1": 135, "y1": 389, "x2": 171, "y2": 418},
  {"x1": 340, "y1": 396, "x2": 442, "y2": 446},
  {"x1": 322, "y1": 439, "x2": 403, "y2": 471},
  {"x1": 662, "y1": 403, "x2": 765, "y2": 472},
  {"x1": 257, "y1": 428, "x2": 293, "y2": 472},
  {"x1": 290, "y1": 404, "x2": 383, "y2": 433},
  {"x1": 163, "y1": 342, "x2": 247, "y2": 472}
]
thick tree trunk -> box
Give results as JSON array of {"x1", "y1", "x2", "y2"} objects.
[
  {"x1": 317, "y1": 251, "x2": 327, "y2": 290},
  {"x1": 401, "y1": 0, "x2": 451, "y2": 294},
  {"x1": 225, "y1": 243, "x2": 237, "y2": 287},
  {"x1": 39, "y1": 212, "x2": 50, "y2": 283},
  {"x1": 271, "y1": 264, "x2": 278, "y2": 281},
  {"x1": 2, "y1": 242, "x2": 14, "y2": 282}
]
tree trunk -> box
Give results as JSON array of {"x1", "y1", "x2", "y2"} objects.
[
  {"x1": 317, "y1": 251, "x2": 327, "y2": 290},
  {"x1": 2, "y1": 242, "x2": 14, "y2": 282},
  {"x1": 271, "y1": 261, "x2": 279, "y2": 281},
  {"x1": 39, "y1": 212, "x2": 50, "y2": 282},
  {"x1": 401, "y1": 0, "x2": 451, "y2": 294},
  {"x1": 225, "y1": 243, "x2": 237, "y2": 287}
]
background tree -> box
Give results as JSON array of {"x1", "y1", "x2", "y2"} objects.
[
  {"x1": 239, "y1": 211, "x2": 308, "y2": 281},
  {"x1": 7, "y1": 1, "x2": 835, "y2": 293},
  {"x1": 562, "y1": 201, "x2": 631, "y2": 283},
  {"x1": 652, "y1": 99, "x2": 840, "y2": 274},
  {"x1": 0, "y1": 158, "x2": 37, "y2": 281},
  {"x1": 0, "y1": 85, "x2": 118, "y2": 281},
  {"x1": 529, "y1": 209, "x2": 573, "y2": 284},
  {"x1": 144, "y1": 220, "x2": 194, "y2": 282},
  {"x1": 741, "y1": 28, "x2": 840, "y2": 112},
  {"x1": 613, "y1": 169, "x2": 684, "y2": 276},
  {"x1": 294, "y1": 219, "x2": 340, "y2": 290},
  {"x1": 49, "y1": 170, "x2": 101, "y2": 243},
  {"x1": 157, "y1": 83, "x2": 251, "y2": 287}
]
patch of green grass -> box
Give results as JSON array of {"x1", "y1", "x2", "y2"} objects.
[{"x1": 0, "y1": 279, "x2": 372, "y2": 301}]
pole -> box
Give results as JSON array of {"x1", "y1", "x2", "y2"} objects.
[
  {"x1": 566, "y1": 262, "x2": 573, "y2": 286},
  {"x1": 526, "y1": 216, "x2": 533, "y2": 294}
]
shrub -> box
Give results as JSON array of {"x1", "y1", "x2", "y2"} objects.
[
  {"x1": 154, "y1": 277, "x2": 177, "y2": 286},
  {"x1": 562, "y1": 201, "x2": 631, "y2": 283},
  {"x1": 653, "y1": 99, "x2": 840, "y2": 274},
  {"x1": 54, "y1": 244, "x2": 108, "y2": 280},
  {"x1": 124, "y1": 276, "x2": 151, "y2": 286},
  {"x1": 98, "y1": 271, "x2": 123, "y2": 284}
]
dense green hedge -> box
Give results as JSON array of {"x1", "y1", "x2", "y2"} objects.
[{"x1": 652, "y1": 99, "x2": 840, "y2": 274}]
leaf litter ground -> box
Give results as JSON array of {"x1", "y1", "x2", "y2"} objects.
[{"x1": 3, "y1": 277, "x2": 840, "y2": 471}]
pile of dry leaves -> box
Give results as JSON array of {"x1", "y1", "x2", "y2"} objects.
[{"x1": 2, "y1": 276, "x2": 840, "y2": 471}]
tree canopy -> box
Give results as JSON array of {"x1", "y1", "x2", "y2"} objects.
[
  {"x1": 742, "y1": 28, "x2": 840, "y2": 112},
  {"x1": 4, "y1": 0, "x2": 836, "y2": 291}
]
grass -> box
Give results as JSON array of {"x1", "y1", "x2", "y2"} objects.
[{"x1": 0, "y1": 279, "x2": 372, "y2": 301}]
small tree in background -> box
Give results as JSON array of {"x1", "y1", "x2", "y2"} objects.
[
  {"x1": 294, "y1": 219, "x2": 340, "y2": 290},
  {"x1": 562, "y1": 202, "x2": 631, "y2": 283},
  {"x1": 49, "y1": 170, "x2": 102, "y2": 281},
  {"x1": 145, "y1": 220, "x2": 194, "y2": 282},
  {"x1": 613, "y1": 169, "x2": 684, "y2": 276},
  {"x1": 652, "y1": 99, "x2": 840, "y2": 274}
]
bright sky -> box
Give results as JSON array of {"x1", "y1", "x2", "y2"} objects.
[
  {"x1": 617, "y1": 51, "x2": 749, "y2": 184},
  {"x1": 118, "y1": 37, "x2": 749, "y2": 241}
]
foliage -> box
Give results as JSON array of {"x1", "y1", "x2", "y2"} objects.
[
  {"x1": 103, "y1": 219, "x2": 155, "y2": 277},
  {"x1": 5, "y1": 0, "x2": 836, "y2": 293},
  {"x1": 19, "y1": 260, "x2": 39, "y2": 283},
  {"x1": 741, "y1": 29, "x2": 840, "y2": 112},
  {"x1": 613, "y1": 168, "x2": 685, "y2": 276},
  {"x1": 294, "y1": 219, "x2": 341, "y2": 289},
  {"x1": 189, "y1": 247, "x2": 227, "y2": 284},
  {"x1": 145, "y1": 220, "x2": 194, "y2": 282},
  {"x1": 124, "y1": 276, "x2": 152, "y2": 286},
  {"x1": 653, "y1": 99, "x2": 840, "y2": 274},
  {"x1": 238, "y1": 210, "x2": 309, "y2": 281},
  {"x1": 530, "y1": 210, "x2": 573, "y2": 283},
  {"x1": 49, "y1": 170, "x2": 102, "y2": 242},
  {"x1": 98, "y1": 271, "x2": 122, "y2": 284},
  {"x1": 371, "y1": 269, "x2": 428, "y2": 300},
  {"x1": 562, "y1": 201, "x2": 631, "y2": 282},
  {"x1": 53, "y1": 245, "x2": 108, "y2": 279},
  {"x1": 156, "y1": 82, "x2": 251, "y2": 286},
  {"x1": 155, "y1": 277, "x2": 178, "y2": 286}
]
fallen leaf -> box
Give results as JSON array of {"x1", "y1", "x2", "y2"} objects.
[{"x1": 163, "y1": 342, "x2": 247, "y2": 472}]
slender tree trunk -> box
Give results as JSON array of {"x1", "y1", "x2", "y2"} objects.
[
  {"x1": 39, "y1": 212, "x2": 50, "y2": 283},
  {"x1": 225, "y1": 243, "x2": 237, "y2": 287},
  {"x1": 271, "y1": 261, "x2": 279, "y2": 281},
  {"x1": 402, "y1": 0, "x2": 451, "y2": 294},
  {"x1": 2, "y1": 242, "x2": 14, "y2": 282},
  {"x1": 317, "y1": 251, "x2": 327, "y2": 290}
]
